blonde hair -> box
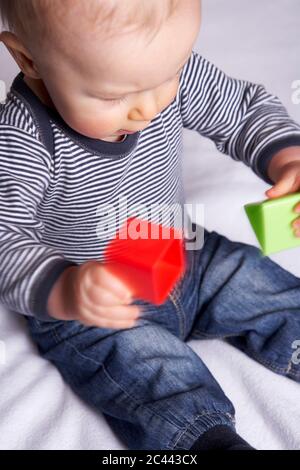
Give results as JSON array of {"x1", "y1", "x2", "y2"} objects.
[{"x1": 0, "y1": 0, "x2": 179, "y2": 44}]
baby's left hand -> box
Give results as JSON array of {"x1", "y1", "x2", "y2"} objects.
[{"x1": 265, "y1": 150, "x2": 300, "y2": 237}]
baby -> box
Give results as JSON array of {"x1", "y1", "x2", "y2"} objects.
[{"x1": 1, "y1": 0, "x2": 300, "y2": 451}]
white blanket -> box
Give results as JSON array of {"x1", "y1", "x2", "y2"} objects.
[{"x1": 0, "y1": 0, "x2": 300, "y2": 450}]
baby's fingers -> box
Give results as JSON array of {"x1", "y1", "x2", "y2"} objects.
[
  {"x1": 96, "y1": 304, "x2": 141, "y2": 321},
  {"x1": 85, "y1": 286, "x2": 133, "y2": 307},
  {"x1": 82, "y1": 305, "x2": 141, "y2": 330},
  {"x1": 98, "y1": 266, "x2": 133, "y2": 302},
  {"x1": 83, "y1": 262, "x2": 132, "y2": 302}
]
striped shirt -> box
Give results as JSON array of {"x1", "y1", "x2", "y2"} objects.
[{"x1": 1, "y1": 51, "x2": 300, "y2": 321}]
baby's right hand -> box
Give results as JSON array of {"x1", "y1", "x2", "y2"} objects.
[{"x1": 47, "y1": 261, "x2": 141, "y2": 329}]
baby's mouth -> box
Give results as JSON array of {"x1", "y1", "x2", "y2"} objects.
[{"x1": 118, "y1": 124, "x2": 150, "y2": 134}]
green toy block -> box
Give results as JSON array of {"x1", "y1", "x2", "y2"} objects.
[{"x1": 244, "y1": 193, "x2": 300, "y2": 256}]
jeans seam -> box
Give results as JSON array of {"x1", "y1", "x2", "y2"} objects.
[
  {"x1": 50, "y1": 325, "x2": 188, "y2": 434},
  {"x1": 166, "y1": 410, "x2": 236, "y2": 450},
  {"x1": 189, "y1": 333, "x2": 299, "y2": 377},
  {"x1": 191, "y1": 330, "x2": 297, "y2": 377},
  {"x1": 245, "y1": 347, "x2": 299, "y2": 375},
  {"x1": 190, "y1": 330, "x2": 241, "y2": 340},
  {"x1": 168, "y1": 249, "x2": 197, "y2": 341},
  {"x1": 168, "y1": 291, "x2": 186, "y2": 340}
]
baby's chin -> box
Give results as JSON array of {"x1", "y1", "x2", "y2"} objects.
[{"x1": 64, "y1": 119, "x2": 123, "y2": 141}]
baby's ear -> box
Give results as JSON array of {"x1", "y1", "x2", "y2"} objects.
[{"x1": 0, "y1": 31, "x2": 40, "y2": 79}]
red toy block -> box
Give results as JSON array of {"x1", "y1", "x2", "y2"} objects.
[{"x1": 104, "y1": 217, "x2": 186, "y2": 305}]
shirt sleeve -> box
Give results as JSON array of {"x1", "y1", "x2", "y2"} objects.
[
  {"x1": 0, "y1": 125, "x2": 77, "y2": 321},
  {"x1": 178, "y1": 51, "x2": 300, "y2": 184}
]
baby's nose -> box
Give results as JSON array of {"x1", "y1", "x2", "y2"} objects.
[{"x1": 128, "y1": 93, "x2": 159, "y2": 122}]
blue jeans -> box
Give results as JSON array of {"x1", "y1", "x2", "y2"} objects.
[{"x1": 25, "y1": 227, "x2": 300, "y2": 450}]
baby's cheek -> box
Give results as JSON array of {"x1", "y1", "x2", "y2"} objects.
[{"x1": 64, "y1": 108, "x2": 114, "y2": 139}]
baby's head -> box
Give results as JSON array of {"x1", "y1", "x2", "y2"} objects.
[{"x1": 0, "y1": 0, "x2": 201, "y2": 142}]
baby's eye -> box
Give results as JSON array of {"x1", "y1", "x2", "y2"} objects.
[
  {"x1": 99, "y1": 70, "x2": 182, "y2": 105},
  {"x1": 102, "y1": 96, "x2": 127, "y2": 105}
]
